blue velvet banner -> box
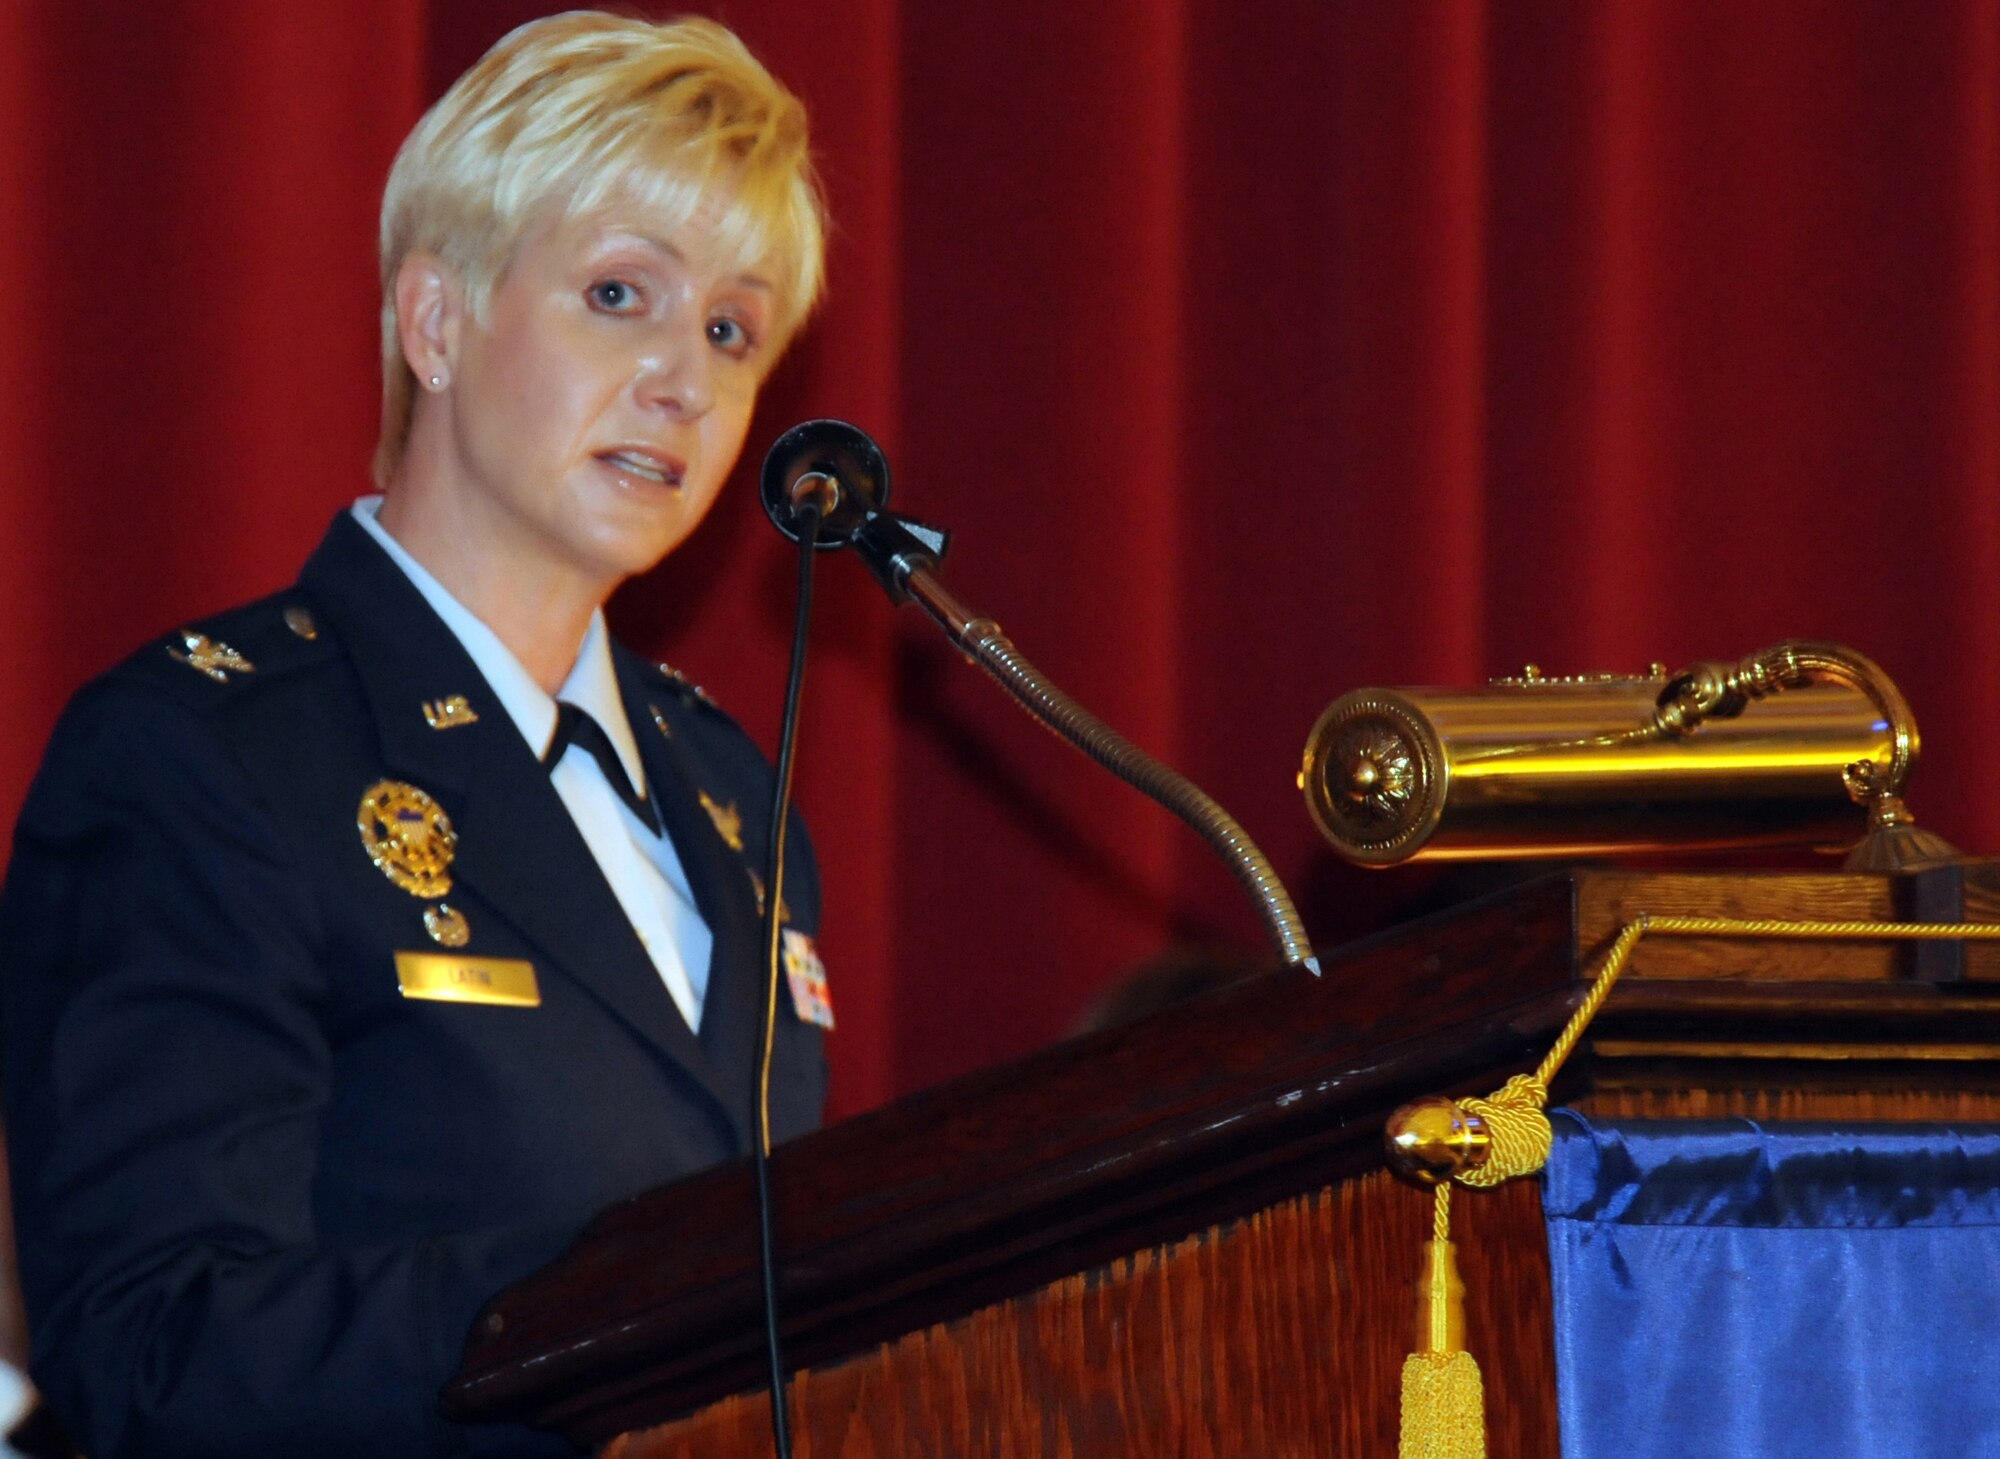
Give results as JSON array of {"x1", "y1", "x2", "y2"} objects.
[{"x1": 1543, "y1": 1111, "x2": 2000, "y2": 1459}]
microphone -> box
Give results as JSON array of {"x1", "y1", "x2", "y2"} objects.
[
  {"x1": 759, "y1": 419, "x2": 952, "y2": 603},
  {"x1": 756, "y1": 420, "x2": 1320, "y2": 975},
  {"x1": 760, "y1": 418, "x2": 890, "y2": 548}
]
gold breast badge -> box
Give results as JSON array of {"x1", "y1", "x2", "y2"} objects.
[
  {"x1": 699, "y1": 790, "x2": 744, "y2": 852},
  {"x1": 357, "y1": 780, "x2": 457, "y2": 898},
  {"x1": 168, "y1": 629, "x2": 254, "y2": 683}
]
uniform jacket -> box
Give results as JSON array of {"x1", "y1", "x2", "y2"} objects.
[{"x1": 0, "y1": 512, "x2": 827, "y2": 1458}]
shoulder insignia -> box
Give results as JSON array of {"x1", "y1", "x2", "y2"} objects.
[
  {"x1": 699, "y1": 790, "x2": 745, "y2": 851},
  {"x1": 656, "y1": 661, "x2": 719, "y2": 710},
  {"x1": 168, "y1": 629, "x2": 254, "y2": 683},
  {"x1": 422, "y1": 695, "x2": 479, "y2": 730}
]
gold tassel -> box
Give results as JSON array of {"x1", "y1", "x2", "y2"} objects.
[
  {"x1": 1399, "y1": 1186, "x2": 1486, "y2": 1459},
  {"x1": 1387, "y1": 914, "x2": 2000, "y2": 1459},
  {"x1": 1391, "y1": 922, "x2": 1651, "y2": 1458}
]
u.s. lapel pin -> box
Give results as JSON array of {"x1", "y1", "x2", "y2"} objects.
[{"x1": 422, "y1": 695, "x2": 479, "y2": 730}]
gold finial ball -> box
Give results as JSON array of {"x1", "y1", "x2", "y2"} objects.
[{"x1": 1384, "y1": 1096, "x2": 1491, "y2": 1186}]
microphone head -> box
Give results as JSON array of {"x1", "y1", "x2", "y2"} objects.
[{"x1": 760, "y1": 419, "x2": 891, "y2": 547}]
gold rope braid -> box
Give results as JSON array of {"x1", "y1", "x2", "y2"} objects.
[
  {"x1": 1423, "y1": 1183, "x2": 1454, "y2": 1339},
  {"x1": 1455, "y1": 914, "x2": 2000, "y2": 1190}
]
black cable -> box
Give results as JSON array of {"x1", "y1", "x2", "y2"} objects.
[{"x1": 754, "y1": 501, "x2": 822, "y2": 1459}]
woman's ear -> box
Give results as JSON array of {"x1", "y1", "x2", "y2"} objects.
[{"x1": 394, "y1": 253, "x2": 463, "y2": 392}]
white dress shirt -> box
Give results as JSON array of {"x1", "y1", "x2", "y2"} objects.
[{"x1": 352, "y1": 497, "x2": 713, "y2": 1030}]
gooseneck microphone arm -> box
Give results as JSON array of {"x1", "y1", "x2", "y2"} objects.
[
  {"x1": 761, "y1": 420, "x2": 1321, "y2": 975},
  {"x1": 900, "y1": 564, "x2": 1321, "y2": 974}
]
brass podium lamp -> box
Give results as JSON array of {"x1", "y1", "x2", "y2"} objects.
[
  {"x1": 1300, "y1": 639, "x2": 1955, "y2": 872},
  {"x1": 1302, "y1": 640, "x2": 1959, "y2": 1456}
]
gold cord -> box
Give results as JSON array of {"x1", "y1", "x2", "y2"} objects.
[{"x1": 1452, "y1": 914, "x2": 2000, "y2": 1187}]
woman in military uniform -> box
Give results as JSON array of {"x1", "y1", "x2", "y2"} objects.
[{"x1": 0, "y1": 14, "x2": 830, "y2": 1456}]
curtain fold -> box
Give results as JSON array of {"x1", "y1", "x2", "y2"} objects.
[
  {"x1": 1545, "y1": 1110, "x2": 2000, "y2": 1458},
  {"x1": 3, "y1": 2, "x2": 1997, "y2": 1113}
]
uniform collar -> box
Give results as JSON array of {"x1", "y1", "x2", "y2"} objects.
[
  {"x1": 349, "y1": 497, "x2": 646, "y2": 795},
  {"x1": 299, "y1": 508, "x2": 745, "y2": 1135}
]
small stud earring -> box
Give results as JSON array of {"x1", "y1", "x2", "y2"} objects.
[{"x1": 428, "y1": 374, "x2": 444, "y2": 390}]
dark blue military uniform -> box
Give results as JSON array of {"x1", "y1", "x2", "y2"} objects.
[{"x1": 0, "y1": 513, "x2": 827, "y2": 1458}]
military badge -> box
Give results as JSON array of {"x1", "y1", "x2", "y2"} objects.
[
  {"x1": 782, "y1": 928, "x2": 834, "y2": 1029},
  {"x1": 648, "y1": 702, "x2": 673, "y2": 740},
  {"x1": 699, "y1": 790, "x2": 745, "y2": 851},
  {"x1": 424, "y1": 903, "x2": 471, "y2": 948},
  {"x1": 357, "y1": 780, "x2": 457, "y2": 898},
  {"x1": 168, "y1": 629, "x2": 254, "y2": 682},
  {"x1": 746, "y1": 869, "x2": 793, "y2": 924}
]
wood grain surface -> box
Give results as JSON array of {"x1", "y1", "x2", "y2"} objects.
[
  {"x1": 1575, "y1": 863, "x2": 2000, "y2": 982},
  {"x1": 448, "y1": 874, "x2": 1585, "y2": 1438},
  {"x1": 446, "y1": 863, "x2": 2000, "y2": 1453},
  {"x1": 609, "y1": 1071, "x2": 2000, "y2": 1458},
  {"x1": 606, "y1": 1174, "x2": 1558, "y2": 1459}
]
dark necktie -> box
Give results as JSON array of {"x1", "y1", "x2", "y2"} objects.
[{"x1": 542, "y1": 701, "x2": 661, "y2": 835}]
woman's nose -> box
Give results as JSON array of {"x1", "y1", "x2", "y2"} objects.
[{"x1": 634, "y1": 339, "x2": 714, "y2": 417}]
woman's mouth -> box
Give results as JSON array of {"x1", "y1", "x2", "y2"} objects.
[{"x1": 596, "y1": 449, "x2": 684, "y2": 487}]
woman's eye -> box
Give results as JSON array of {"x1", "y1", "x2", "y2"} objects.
[
  {"x1": 706, "y1": 316, "x2": 755, "y2": 355},
  {"x1": 588, "y1": 279, "x2": 642, "y2": 312}
]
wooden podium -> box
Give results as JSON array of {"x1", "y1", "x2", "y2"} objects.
[{"x1": 443, "y1": 864, "x2": 2000, "y2": 1457}]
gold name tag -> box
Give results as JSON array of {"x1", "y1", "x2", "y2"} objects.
[{"x1": 395, "y1": 952, "x2": 540, "y2": 1007}]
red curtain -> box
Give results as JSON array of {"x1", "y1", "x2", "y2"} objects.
[{"x1": 4, "y1": 1, "x2": 1996, "y2": 1120}]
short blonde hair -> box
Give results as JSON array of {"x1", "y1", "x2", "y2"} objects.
[{"x1": 373, "y1": 11, "x2": 826, "y2": 485}]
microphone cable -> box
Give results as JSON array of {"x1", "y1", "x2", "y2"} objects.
[{"x1": 753, "y1": 496, "x2": 825, "y2": 1459}]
